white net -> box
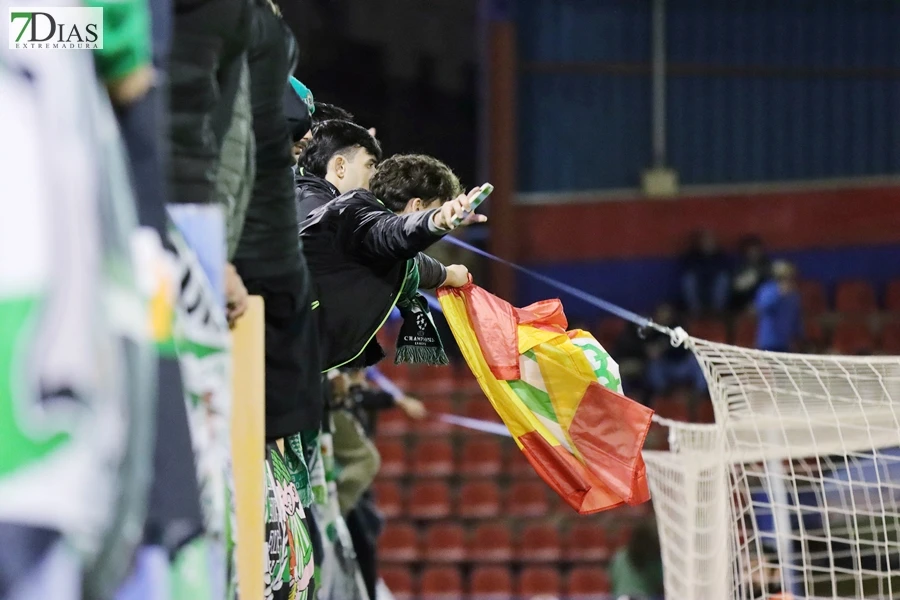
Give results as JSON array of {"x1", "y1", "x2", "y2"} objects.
[{"x1": 644, "y1": 337, "x2": 900, "y2": 600}]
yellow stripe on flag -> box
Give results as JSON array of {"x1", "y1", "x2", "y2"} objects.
[{"x1": 440, "y1": 292, "x2": 562, "y2": 445}]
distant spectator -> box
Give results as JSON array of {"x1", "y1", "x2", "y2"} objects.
[
  {"x1": 645, "y1": 304, "x2": 707, "y2": 396},
  {"x1": 755, "y1": 261, "x2": 802, "y2": 352},
  {"x1": 609, "y1": 521, "x2": 664, "y2": 598},
  {"x1": 680, "y1": 230, "x2": 731, "y2": 316},
  {"x1": 731, "y1": 235, "x2": 772, "y2": 312},
  {"x1": 614, "y1": 324, "x2": 650, "y2": 402}
]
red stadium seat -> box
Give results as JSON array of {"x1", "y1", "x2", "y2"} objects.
[
  {"x1": 412, "y1": 439, "x2": 456, "y2": 477},
  {"x1": 797, "y1": 280, "x2": 829, "y2": 316},
  {"x1": 805, "y1": 319, "x2": 826, "y2": 347},
  {"x1": 458, "y1": 480, "x2": 501, "y2": 519},
  {"x1": 407, "y1": 365, "x2": 457, "y2": 396},
  {"x1": 376, "y1": 406, "x2": 410, "y2": 437},
  {"x1": 504, "y1": 448, "x2": 536, "y2": 477},
  {"x1": 408, "y1": 481, "x2": 452, "y2": 520},
  {"x1": 567, "y1": 567, "x2": 611, "y2": 598},
  {"x1": 517, "y1": 523, "x2": 562, "y2": 562},
  {"x1": 886, "y1": 280, "x2": 900, "y2": 313},
  {"x1": 595, "y1": 317, "x2": 626, "y2": 349},
  {"x1": 413, "y1": 398, "x2": 456, "y2": 435},
  {"x1": 733, "y1": 315, "x2": 757, "y2": 348},
  {"x1": 380, "y1": 522, "x2": 420, "y2": 562},
  {"x1": 419, "y1": 566, "x2": 463, "y2": 600},
  {"x1": 566, "y1": 524, "x2": 612, "y2": 561},
  {"x1": 652, "y1": 394, "x2": 690, "y2": 422},
  {"x1": 517, "y1": 567, "x2": 562, "y2": 597},
  {"x1": 376, "y1": 439, "x2": 407, "y2": 477},
  {"x1": 380, "y1": 566, "x2": 414, "y2": 600},
  {"x1": 422, "y1": 523, "x2": 466, "y2": 562},
  {"x1": 835, "y1": 280, "x2": 877, "y2": 315},
  {"x1": 831, "y1": 321, "x2": 876, "y2": 355},
  {"x1": 468, "y1": 523, "x2": 514, "y2": 562},
  {"x1": 507, "y1": 481, "x2": 549, "y2": 517},
  {"x1": 688, "y1": 318, "x2": 728, "y2": 343},
  {"x1": 469, "y1": 566, "x2": 514, "y2": 600},
  {"x1": 459, "y1": 438, "x2": 504, "y2": 477},
  {"x1": 371, "y1": 480, "x2": 404, "y2": 518},
  {"x1": 881, "y1": 321, "x2": 900, "y2": 354},
  {"x1": 611, "y1": 523, "x2": 634, "y2": 549},
  {"x1": 454, "y1": 362, "x2": 483, "y2": 393},
  {"x1": 696, "y1": 397, "x2": 716, "y2": 424},
  {"x1": 463, "y1": 397, "x2": 502, "y2": 425}
]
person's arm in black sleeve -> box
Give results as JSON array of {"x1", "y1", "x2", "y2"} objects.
[
  {"x1": 352, "y1": 200, "x2": 446, "y2": 262},
  {"x1": 355, "y1": 387, "x2": 396, "y2": 411},
  {"x1": 415, "y1": 253, "x2": 447, "y2": 290}
]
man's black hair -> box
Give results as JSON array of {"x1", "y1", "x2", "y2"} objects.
[
  {"x1": 312, "y1": 102, "x2": 354, "y2": 124},
  {"x1": 299, "y1": 119, "x2": 382, "y2": 178},
  {"x1": 369, "y1": 154, "x2": 463, "y2": 213}
]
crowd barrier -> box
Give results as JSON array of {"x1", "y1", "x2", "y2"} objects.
[{"x1": 230, "y1": 296, "x2": 266, "y2": 599}]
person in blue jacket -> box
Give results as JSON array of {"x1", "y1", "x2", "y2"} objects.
[{"x1": 755, "y1": 261, "x2": 803, "y2": 352}]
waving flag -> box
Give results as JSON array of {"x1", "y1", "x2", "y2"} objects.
[{"x1": 437, "y1": 284, "x2": 653, "y2": 514}]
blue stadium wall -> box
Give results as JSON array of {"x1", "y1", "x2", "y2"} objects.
[{"x1": 515, "y1": 0, "x2": 900, "y2": 192}]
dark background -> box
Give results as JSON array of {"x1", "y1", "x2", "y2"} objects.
[{"x1": 281, "y1": 0, "x2": 481, "y2": 189}]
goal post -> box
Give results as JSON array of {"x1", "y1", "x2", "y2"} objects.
[{"x1": 644, "y1": 336, "x2": 900, "y2": 600}]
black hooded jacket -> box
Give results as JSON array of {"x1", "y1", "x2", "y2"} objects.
[{"x1": 299, "y1": 189, "x2": 449, "y2": 371}]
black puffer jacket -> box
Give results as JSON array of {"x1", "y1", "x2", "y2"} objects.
[
  {"x1": 299, "y1": 189, "x2": 448, "y2": 371},
  {"x1": 169, "y1": 0, "x2": 251, "y2": 205},
  {"x1": 233, "y1": 0, "x2": 302, "y2": 277}
]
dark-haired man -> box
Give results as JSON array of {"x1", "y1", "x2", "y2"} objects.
[
  {"x1": 296, "y1": 120, "x2": 382, "y2": 219},
  {"x1": 299, "y1": 154, "x2": 485, "y2": 373},
  {"x1": 313, "y1": 102, "x2": 354, "y2": 123},
  {"x1": 290, "y1": 100, "x2": 373, "y2": 163}
]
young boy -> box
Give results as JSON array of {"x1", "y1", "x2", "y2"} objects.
[{"x1": 299, "y1": 154, "x2": 485, "y2": 372}]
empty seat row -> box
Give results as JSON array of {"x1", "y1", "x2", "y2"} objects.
[
  {"x1": 377, "y1": 398, "x2": 502, "y2": 437},
  {"x1": 372, "y1": 480, "x2": 554, "y2": 519},
  {"x1": 731, "y1": 316, "x2": 900, "y2": 354},
  {"x1": 381, "y1": 565, "x2": 611, "y2": 600},
  {"x1": 376, "y1": 438, "x2": 534, "y2": 477},
  {"x1": 380, "y1": 521, "x2": 624, "y2": 563}
]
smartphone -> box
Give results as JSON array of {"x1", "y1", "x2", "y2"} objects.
[{"x1": 451, "y1": 183, "x2": 494, "y2": 227}]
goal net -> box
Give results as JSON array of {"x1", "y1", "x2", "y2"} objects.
[{"x1": 644, "y1": 336, "x2": 900, "y2": 600}]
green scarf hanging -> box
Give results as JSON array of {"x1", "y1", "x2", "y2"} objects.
[
  {"x1": 283, "y1": 429, "x2": 320, "y2": 508},
  {"x1": 394, "y1": 258, "x2": 448, "y2": 366}
]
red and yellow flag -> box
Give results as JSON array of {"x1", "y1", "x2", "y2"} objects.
[{"x1": 438, "y1": 283, "x2": 654, "y2": 514}]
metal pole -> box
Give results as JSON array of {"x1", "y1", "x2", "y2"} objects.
[{"x1": 651, "y1": 0, "x2": 667, "y2": 167}]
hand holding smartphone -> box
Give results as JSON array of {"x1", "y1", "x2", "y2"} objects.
[{"x1": 449, "y1": 183, "x2": 493, "y2": 228}]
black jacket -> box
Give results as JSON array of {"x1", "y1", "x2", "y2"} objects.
[
  {"x1": 299, "y1": 189, "x2": 448, "y2": 371},
  {"x1": 233, "y1": 0, "x2": 324, "y2": 438},
  {"x1": 233, "y1": 0, "x2": 302, "y2": 277},
  {"x1": 169, "y1": 0, "x2": 252, "y2": 205},
  {"x1": 295, "y1": 171, "x2": 340, "y2": 221}
]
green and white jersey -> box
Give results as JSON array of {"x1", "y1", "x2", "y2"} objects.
[{"x1": 0, "y1": 22, "x2": 155, "y2": 598}]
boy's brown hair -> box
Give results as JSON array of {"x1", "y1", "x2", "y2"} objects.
[{"x1": 370, "y1": 154, "x2": 462, "y2": 212}]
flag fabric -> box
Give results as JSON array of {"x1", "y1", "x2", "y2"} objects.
[{"x1": 437, "y1": 283, "x2": 654, "y2": 514}]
